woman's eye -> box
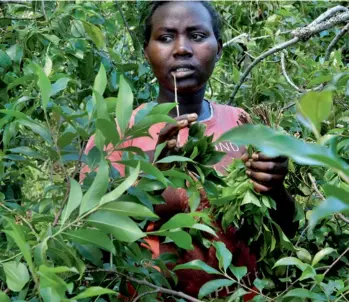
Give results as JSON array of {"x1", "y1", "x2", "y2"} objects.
[
  {"x1": 158, "y1": 35, "x2": 173, "y2": 43},
  {"x1": 191, "y1": 33, "x2": 206, "y2": 41}
]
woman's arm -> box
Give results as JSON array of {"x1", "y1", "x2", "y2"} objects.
[{"x1": 242, "y1": 153, "x2": 298, "y2": 238}]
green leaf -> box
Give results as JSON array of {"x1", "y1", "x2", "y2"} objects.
[
  {"x1": 174, "y1": 260, "x2": 221, "y2": 275},
  {"x1": 273, "y1": 257, "x2": 307, "y2": 271},
  {"x1": 227, "y1": 288, "x2": 249, "y2": 301},
  {"x1": 149, "y1": 102, "x2": 177, "y2": 115},
  {"x1": 0, "y1": 50, "x2": 11, "y2": 69},
  {"x1": 299, "y1": 264, "x2": 317, "y2": 281},
  {"x1": 129, "y1": 114, "x2": 175, "y2": 135},
  {"x1": 87, "y1": 210, "x2": 145, "y2": 242},
  {"x1": 7, "y1": 74, "x2": 36, "y2": 91},
  {"x1": 191, "y1": 223, "x2": 217, "y2": 237},
  {"x1": 80, "y1": 159, "x2": 109, "y2": 215},
  {"x1": 100, "y1": 162, "x2": 140, "y2": 205},
  {"x1": 82, "y1": 21, "x2": 105, "y2": 49},
  {"x1": 120, "y1": 160, "x2": 167, "y2": 187},
  {"x1": 94, "y1": 64, "x2": 107, "y2": 96},
  {"x1": 116, "y1": 75, "x2": 134, "y2": 135},
  {"x1": 9, "y1": 146, "x2": 43, "y2": 159},
  {"x1": 198, "y1": 279, "x2": 235, "y2": 299},
  {"x1": 284, "y1": 288, "x2": 327, "y2": 301},
  {"x1": 96, "y1": 118, "x2": 120, "y2": 145},
  {"x1": 229, "y1": 265, "x2": 247, "y2": 281},
  {"x1": 72, "y1": 287, "x2": 116, "y2": 300},
  {"x1": 216, "y1": 124, "x2": 349, "y2": 176},
  {"x1": 36, "y1": 67, "x2": 52, "y2": 110},
  {"x1": 165, "y1": 230, "x2": 193, "y2": 250},
  {"x1": 64, "y1": 229, "x2": 116, "y2": 254},
  {"x1": 310, "y1": 185, "x2": 349, "y2": 227},
  {"x1": 253, "y1": 278, "x2": 269, "y2": 292},
  {"x1": 2, "y1": 261, "x2": 29, "y2": 292},
  {"x1": 6, "y1": 44, "x2": 23, "y2": 63},
  {"x1": 156, "y1": 155, "x2": 194, "y2": 164},
  {"x1": 312, "y1": 247, "x2": 336, "y2": 266},
  {"x1": 297, "y1": 91, "x2": 332, "y2": 135},
  {"x1": 160, "y1": 213, "x2": 196, "y2": 230},
  {"x1": 51, "y1": 78, "x2": 70, "y2": 96},
  {"x1": 188, "y1": 186, "x2": 200, "y2": 212},
  {"x1": 153, "y1": 141, "x2": 167, "y2": 163},
  {"x1": 3, "y1": 217, "x2": 34, "y2": 272},
  {"x1": 61, "y1": 178, "x2": 83, "y2": 226},
  {"x1": 213, "y1": 241, "x2": 232, "y2": 272},
  {"x1": 0, "y1": 291, "x2": 10, "y2": 302},
  {"x1": 100, "y1": 201, "x2": 158, "y2": 218}
]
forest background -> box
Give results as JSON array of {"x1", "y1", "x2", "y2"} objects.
[{"x1": 0, "y1": 1, "x2": 349, "y2": 301}]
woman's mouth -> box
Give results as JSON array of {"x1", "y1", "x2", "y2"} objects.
[{"x1": 171, "y1": 65, "x2": 195, "y2": 79}]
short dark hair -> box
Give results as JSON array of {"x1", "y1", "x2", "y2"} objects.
[{"x1": 142, "y1": 1, "x2": 222, "y2": 48}]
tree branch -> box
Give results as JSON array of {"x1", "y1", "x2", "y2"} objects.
[
  {"x1": 309, "y1": 5, "x2": 349, "y2": 27},
  {"x1": 324, "y1": 22, "x2": 349, "y2": 61},
  {"x1": 223, "y1": 33, "x2": 249, "y2": 48},
  {"x1": 228, "y1": 37, "x2": 299, "y2": 104},
  {"x1": 228, "y1": 6, "x2": 349, "y2": 105},
  {"x1": 133, "y1": 290, "x2": 160, "y2": 302},
  {"x1": 114, "y1": 0, "x2": 139, "y2": 49},
  {"x1": 280, "y1": 52, "x2": 324, "y2": 93},
  {"x1": 87, "y1": 269, "x2": 203, "y2": 302}
]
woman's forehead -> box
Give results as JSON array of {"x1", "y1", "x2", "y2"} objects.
[{"x1": 151, "y1": 2, "x2": 213, "y2": 31}]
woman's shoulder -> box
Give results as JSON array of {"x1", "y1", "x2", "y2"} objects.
[{"x1": 211, "y1": 102, "x2": 251, "y2": 125}]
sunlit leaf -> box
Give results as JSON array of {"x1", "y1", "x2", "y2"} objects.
[
  {"x1": 2, "y1": 261, "x2": 29, "y2": 292},
  {"x1": 198, "y1": 279, "x2": 235, "y2": 299}
]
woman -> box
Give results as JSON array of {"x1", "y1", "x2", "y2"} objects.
[{"x1": 83, "y1": 1, "x2": 297, "y2": 298}]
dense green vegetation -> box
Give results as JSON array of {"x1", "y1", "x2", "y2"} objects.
[{"x1": 0, "y1": 1, "x2": 348, "y2": 301}]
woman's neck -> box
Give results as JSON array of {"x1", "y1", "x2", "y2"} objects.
[{"x1": 157, "y1": 85, "x2": 210, "y2": 120}]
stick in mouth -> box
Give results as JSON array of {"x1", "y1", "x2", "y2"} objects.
[{"x1": 172, "y1": 73, "x2": 180, "y2": 147}]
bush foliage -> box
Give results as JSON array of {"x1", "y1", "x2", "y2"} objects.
[{"x1": 0, "y1": 1, "x2": 348, "y2": 301}]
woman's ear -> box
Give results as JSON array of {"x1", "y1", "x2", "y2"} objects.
[{"x1": 215, "y1": 38, "x2": 223, "y2": 62}]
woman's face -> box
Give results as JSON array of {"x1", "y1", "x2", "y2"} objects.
[{"x1": 144, "y1": 2, "x2": 222, "y2": 94}]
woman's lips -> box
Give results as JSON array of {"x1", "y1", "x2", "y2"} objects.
[{"x1": 171, "y1": 68, "x2": 195, "y2": 79}]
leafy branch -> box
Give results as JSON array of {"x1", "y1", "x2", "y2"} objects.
[
  {"x1": 86, "y1": 269, "x2": 203, "y2": 302},
  {"x1": 228, "y1": 6, "x2": 349, "y2": 104}
]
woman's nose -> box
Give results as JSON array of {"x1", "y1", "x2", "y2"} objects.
[{"x1": 173, "y1": 36, "x2": 193, "y2": 58}]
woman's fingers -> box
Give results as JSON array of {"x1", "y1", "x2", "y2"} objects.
[
  {"x1": 250, "y1": 180, "x2": 273, "y2": 193},
  {"x1": 246, "y1": 169, "x2": 285, "y2": 186},
  {"x1": 157, "y1": 113, "x2": 198, "y2": 144},
  {"x1": 251, "y1": 152, "x2": 287, "y2": 162},
  {"x1": 245, "y1": 159, "x2": 288, "y2": 174}
]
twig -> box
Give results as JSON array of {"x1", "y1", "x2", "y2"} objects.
[
  {"x1": 223, "y1": 33, "x2": 249, "y2": 48},
  {"x1": 324, "y1": 22, "x2": 349, "y2": 61},
  {"x1": 0, "y1": 203, "x2": 40, "y2": 240},
  {"x1": 228, "y1": 7, "x2": 349, "y2": 105},
  {"x1": 86, "y1": 269, "x2": 203, "y2": 302},
  {"x1": 114, "y1": 0, "x2": 139, "y2": 49},
  {"x1": 52, "y1": 180, "x2": 70, "y2": 226},
  {"x1": 0, "y1": 15, "x2": 43, "y2": 20},
  {"x1": 336, "y1": 213, "x2": 349, "y2": 224},
  {"x1": 308, "y1": 173, "x2": 325, "y2": 200},
  {"x1": 280, "y1": 52, "x2": 324, "y2": 93},
  {"x1": 323, "y1": 248, "x2": 349, "y2": 277},
  {"x1": 308, "y1": 173, "x2": 349, "y2": 225},
  {"x1": 133, "y1": 290, "x2": 160, "y2": 302},
  {"x1": 228, "y1": 37, "x2": 299, "y2": 104},
  {"x1": 41, "y1": 0, "x2": 47, "y2": 21}
]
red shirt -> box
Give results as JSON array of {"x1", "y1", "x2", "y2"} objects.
[{"x1": 82, "y1": 102, "x2": 257, "y2": 298}]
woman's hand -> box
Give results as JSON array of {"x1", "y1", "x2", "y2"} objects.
[
  {"x1": 155, "y1": 113, "x2": 198, "y2": 168},
  {"x1": 241, "y1": 152, "x2": 288, "y2": 194}
]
